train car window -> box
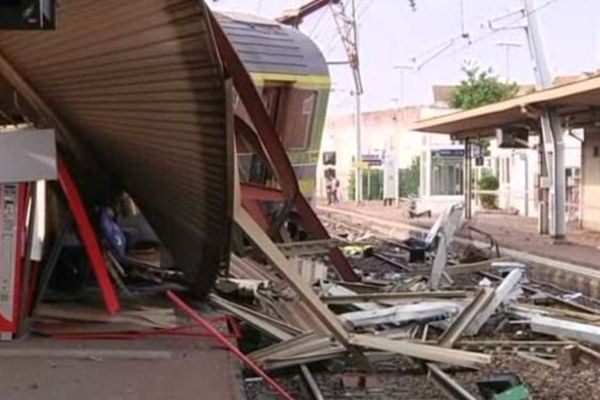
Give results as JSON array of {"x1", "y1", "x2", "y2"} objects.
[
  {"x1": 281, "y1": 89, "x2": 317, "y2": 150},
  {"x1": 262, "y1": 86, "x2": 283, "y2": 123}
]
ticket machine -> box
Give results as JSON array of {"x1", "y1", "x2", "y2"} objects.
[{"x1": 0, "y1": 128, "x2": 56, "y2": 339}]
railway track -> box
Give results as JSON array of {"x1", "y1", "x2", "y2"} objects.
[{"x1": 318, "y1": 205, "x2": 600, "y2": 301}]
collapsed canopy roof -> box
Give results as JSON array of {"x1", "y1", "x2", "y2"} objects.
[{"x1": 0, "y1": 0, "x2": 233, "y2": 295}]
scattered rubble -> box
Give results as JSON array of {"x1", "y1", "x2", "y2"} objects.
[{"x1": 213, "y1": 203, "x2": 600, "y2": 400}]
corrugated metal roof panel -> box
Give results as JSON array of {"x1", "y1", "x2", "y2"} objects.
[{"x1": 0, "y1": 0, "x2": 233, "y2": 296}]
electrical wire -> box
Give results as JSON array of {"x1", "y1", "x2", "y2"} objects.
[
  {"x1": 418, "y1": 0, "x2": 560, "y2": 69},
  {"x1": 356, "y1": 0, "x2": 375, "y2": 22},
  {"x1": 307, "y1": 3, "x2": 330, "y2": 38}
]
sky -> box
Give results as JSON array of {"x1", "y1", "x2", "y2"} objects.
[{"x1": 208, "y1": 0, "x2": 600, "y2": 115}]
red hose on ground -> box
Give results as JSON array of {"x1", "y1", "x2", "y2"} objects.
[{"x1": 166, "y1": 290, "x2": 296, "y2": 400}]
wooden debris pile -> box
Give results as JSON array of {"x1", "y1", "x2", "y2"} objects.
[{"x1": 217, "y1": 207, "x2": 600, "y2": 399}]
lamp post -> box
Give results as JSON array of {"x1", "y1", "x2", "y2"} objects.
[
  {"x1": 393, "y1": 64, "x2": 415, "y2": 121},
  {"x1": 496, "y1": 41, "x2": 522, "y2": 82}
]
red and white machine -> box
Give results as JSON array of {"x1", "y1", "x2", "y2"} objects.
[
  {"x1": 0, "y1": 128, "x2": 56, "y2": 340},
  {"x1": 0, "y1": 183, "x2": 27, "y2": 340}
]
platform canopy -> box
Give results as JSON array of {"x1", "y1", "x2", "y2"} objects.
[{"x1": 411, "y1": 74, "x2": 600, "y2": 140}]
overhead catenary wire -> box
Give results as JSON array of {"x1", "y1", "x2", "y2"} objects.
[
  {"x1": 414, "y1": 0, "x2": 560, "y2": 70},
  {"x1": 307, "y1": 6, "x2": 329, "y2": 38}
]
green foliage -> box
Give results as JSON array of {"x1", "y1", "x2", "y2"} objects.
[
  {"x1": 348, "y1": 169, "x2": 384, "y2": 201},
  {"x1": 399, "y1": 156, "x2": 420, "y2": 197},
  {"x1": 348, "y1": 173, "x2": 356, "y2": 201},
  {"x1": 364, "y1": 169, "x2": 383, "y2": 200},
  {"x1": 478, "y1": 173, "x2": 499, "y2": 209},
  {"x1": 450, "y1": 64, "x2": 519, "y2": 110}
]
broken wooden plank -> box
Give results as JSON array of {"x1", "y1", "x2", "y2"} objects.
[
  {"x1": 530, "y1": 315, "x2": 600, "y2": 346},
  {"x1": 229, "y1": 254, "x2": 283, "y2": 284},
  {"x1": 249, "y1": 332, "x2": 346, "y2": 370},
  {"x1": 277, "y1": 239, "x2": 339, "y2": 256},
  {"x1": 349, "y1": 334, "x2": 491, "y2": 368},
  {"x1": 465, "y1": 267, "x2": 524, "y2": 335},
  {"x1": 437, "y1": 287, "x2": 494, "y2": 347},
  {"x1": 235, "y1": 208, "x2": 351, "y2": 346},
  {"x1": 321, "y1": 290, "x2": 468, "y2": 305},
  {"x1": 250, "y1": 332, "x2": 333, "y2": 361},
  {"x1": 271, "y1": 300, "x2": 333, "y2": 335},
  {"x1": 236, "y1": 205, "x2": 374, "y2": 377},
  {"x1": 209, "y1": 294, "x2": 302, "y2": 340},
  {"x1": 509, "y1": 303, "x2": 600, "y2": 323},
  {"x1": 35, "y1": 304, "x2": 176, "y2": 329}
]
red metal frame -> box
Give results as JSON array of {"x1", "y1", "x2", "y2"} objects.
[
  {"x1": 235, "y1": 116, "x2": 272, "y2": 166},
  {"x1": 14, "y1": 183, "x2": 30, "y2": 332},
  {"x1": 240, "y1": 183, "x2": 285, "y2": 202},
  {"x1": 242, "y1": 198, "x2": 271, "y2": 232},
  {"x1": 57, "y1": 158, "x2": 120, "y2": 315},
  {"x1": 209, "y1": 11, "x2": 359, "y2": 282}
]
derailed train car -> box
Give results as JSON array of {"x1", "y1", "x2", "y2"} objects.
[
  {"x1": 0, "y1": 1, "x2": 330, "y2": 295},
  {"x1": 218, "y1": 12, "x2": 330, "y2": 201}
]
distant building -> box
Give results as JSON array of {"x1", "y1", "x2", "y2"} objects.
[
  {"x1": 490, "y1": 134, "x2": 581, "y2": 218},
  {"x1": 317, "y1": 105, "x2": 456, "y2": 206},
  {"x1": 427, "y1": 76, "x2": 590, "y2": 218}
]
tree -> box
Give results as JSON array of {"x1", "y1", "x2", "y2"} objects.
[
  {"x1": 450, "y1": 64, "x2": 518, "y2": 109},
  {"x1": 478, "y1": 172, "x2": 499, "y2": 209},
  {"x1": 399, "y1": 156, "x2": 420, "y2": 197}
]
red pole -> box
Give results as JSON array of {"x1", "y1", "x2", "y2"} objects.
[
  {"x1": 58, "y1": 158, "x2": 120, "y2": 315},
  {"x1": 166, "y1": 290, "x2": 296, "y2": 400}
]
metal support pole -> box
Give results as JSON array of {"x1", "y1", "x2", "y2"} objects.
[
  {"x1": 350, "y1": 0, "x2": 363, "y2": 204},
  {"x1": 538, "y1": 136, "x2": 549, "y2": 234},
  {"x1": 524, "y1": 0, "x2": 566, "y2": 238},
  {"x1": 355, "y1": 91, "x2": 362, "y2": 203},
  {"x1": 464, "y1": 139, "x2": 472, "y2": 220}
]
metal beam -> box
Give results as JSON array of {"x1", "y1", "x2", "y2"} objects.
[
  {"x1": 437, "y1": 287, "x2": 494, "y2": 347},
  {"x1": 278, "y1": 0, "x2": 338, "y2": 26},
  {"x1": 523, "y1": 0, "x2": 566, "y2": 238}
]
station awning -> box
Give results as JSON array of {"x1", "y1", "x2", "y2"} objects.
[{"x1": 411, "y1": 75, "x2": 600, "y2": 139}]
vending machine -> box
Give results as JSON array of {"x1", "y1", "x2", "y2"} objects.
[
  {"x1": 0, "y1": 128, "x2": 56, "y2": 340},
  {"x1": 0, "y1": 183, "x2": 27, "y2": 340}
]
